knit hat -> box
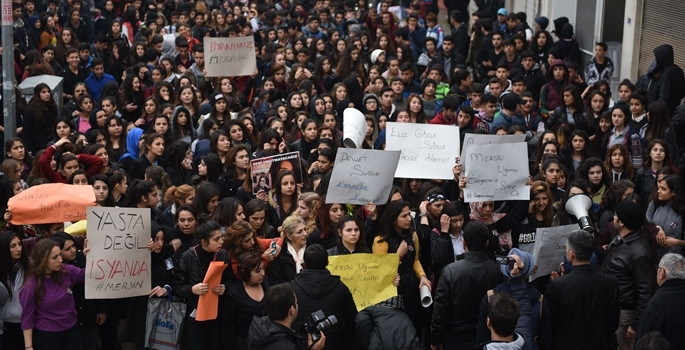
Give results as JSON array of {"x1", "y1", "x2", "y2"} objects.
[
  {"x1": 500, "y1": 248, "x2": 534, "y2": 279},
  {"x1": 209, "y1": 92, "x2": 226, "y2": 107},
  {"x1": 535, "y1": 16, "x2": 549, "y2": 30},
  {"x1": 615, "y1": 200, "x2": 643, "y2": 230},
  {"x1": 363, "y1": 93, "x2": 380, "y2": 105},
  {"x1": 370, "y1": 49, "x2": 385, "y2": 64}
]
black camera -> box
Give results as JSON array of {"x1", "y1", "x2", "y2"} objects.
[
  {"x1": 495, "y1": 255, "x2": 515, "y2": 271},
  {"x1": 303, "y1": 310, "x2": 338, "y2": 344}
]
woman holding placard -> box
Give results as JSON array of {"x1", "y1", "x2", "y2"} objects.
[
  {"x1": 172, "y1": 221, "x2": 231, "y2": 350},
  {"x1": 372, "y1": 200, "x2": 431, "y2": 331}
]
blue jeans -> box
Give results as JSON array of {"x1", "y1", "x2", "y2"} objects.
[{"x1": 34, "y1": 325, "x2": 81, "y2": 350}]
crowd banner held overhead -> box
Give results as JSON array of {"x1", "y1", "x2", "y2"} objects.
[
  {"x1": 196, "y1": 261, "x2": 227, "y2": 321},
  {"x1": 462, "y1": 133, "x2": 526, "y2": 148},
  {"x1": 204, "y1": 37, "x2": 256, "y2": 77},
  {"x1": 250, "y1": 151, "x2": 302, "y2": 194},
  {"x1": 342, "y1": 108, "x2": 366, "y2": 148},
  {"x1": 327, "y1": 253, "x2": 399, "y2": 311},
  {"x1": 529, "y1": 224, "x2": 578, "y2": 281},
  {"x1": 326, "y1": 148, "x2": 400, "y2": 205},
  {"x1": 85, "y1": 207, "x2": 151, "y2": 299},
  {"x1": 385, "y1": 122, "x2": 460, "y2": 179},
  {"x1": 8, "y1": 183, "x2": 96, "y2": 224},
  {"x1": 461, "y1": 142, "x2": 530, "y2": 202}
]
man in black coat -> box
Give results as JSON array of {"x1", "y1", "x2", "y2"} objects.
[
  {"x1": 291, "y1": 244, "x2": 357, "y2": 350},
  {"x1": 431, "y1": 221, "x2": 504, "y2": 350},
  {"x1": 652, "y1": 44, "x2": 685, "y2": 114},
  {"x1": 601, "y1": 200, "x2": 656, "y2": 350},
  {"x1": 544, "y1": 230, "x2": 619, "y2": 350},
  {"x1": 637, "y1": 253, "x2": 685, "y2": 348}
]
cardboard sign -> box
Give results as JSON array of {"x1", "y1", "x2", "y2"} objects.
[
  {"x1": 462, "y1": 142, "x2": 530, "y2": 202},
  {"x1": 327, "y1": 253, "x2": 399, "y2": 311},
  {"x1": 250, "y1": 151, "x2": 302, "y2": 194},
  {"x1": 85, "y1": 207, "x2": 151, "y2": 299},
  {"x1": 8, "y1": 183, "x2": 96, "y2": 224},
  {"x1": 529, "y1": 224, "x2": 578, "y2": 281},
  {"x1": 462, "y1": 133, "x2": 525, "y2": 148},
  {"x1": 385, "y1": 122, "x2": 460, "y2": 179},
  {"x1": 204, "y1": 36, "x2": 257, "y2": 77},
  {"x1": 326, "y1": 148, "x2": 400, "y2": 205}
]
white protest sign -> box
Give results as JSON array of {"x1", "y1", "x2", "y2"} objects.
[
  {"x1": 462, "y1": 142, "x2": 530, "y2": 202},
  {"x1": 529, "y1": 224, "x2": 578, "y2": 281},
  {"x1": 85, "y1": 207, "x2": 151, "y2": 299},
  {"x1": 385, "y1": 122, "x2": 460, "y2": 179},
  {"x1": 204, "y1": 37, "x2": 257, "y2": 77},
  {"x1": 462, "y1": 133, "x2": 525, "y2": 149},
  {"x1": 326, "y1": 148, "x2": 400, "y2": 205},
  {"x1": 342, "y1": 108, "x2": 366, "y2": 148}
]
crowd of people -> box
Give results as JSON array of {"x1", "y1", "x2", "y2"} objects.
[{"x1": 1, "y1": 0, "x2": 685, "y2": 348}]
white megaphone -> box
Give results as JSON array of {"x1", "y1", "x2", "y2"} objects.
[{"x1": 565, "y1": 194, "x2": 593, "y2": 232}]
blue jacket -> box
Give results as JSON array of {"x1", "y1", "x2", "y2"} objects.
[{"x1": 84, "y1": 72, "x2": 116, "y2": 101}]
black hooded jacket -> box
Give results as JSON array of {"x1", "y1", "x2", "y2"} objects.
[
  {"x1": 291, "y1": 269, "x2": 358, "y2": 350},
  {"x1": 247, "y1": 316, "x2": 301, "y2": 350},
  {"x1": 653, "y1": 44, "x2": 685, "y2": 113}
]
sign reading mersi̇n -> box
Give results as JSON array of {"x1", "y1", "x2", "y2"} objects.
[
  {"x1": 204, "y1": 37, "x2": 256, "y2": 77},
  {"x1": 85, "y1": 207, "x2": 151, "y2": 299}
]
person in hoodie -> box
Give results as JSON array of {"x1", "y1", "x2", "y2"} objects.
[
  {"x1": 539, "y1": 59, "x2": 569, "y2": 118},
  {"x1": 476, "y1": 248, "x2": 546, "y2": 350},
  {"x1": 480, "y1": 292, "x2": 529, "y2": 350},
  {"x1": 247, "y1": 282, "x2": 326, "y2": 350},
  {"x1": 291, "y1": 244, "x2": 357, "y2": 350},
  {"x1": 652, "y1": 44, "x2": 685, "y2": 113},
  {"x1": 554, "y1": 23, "x2": 581, "y2": 65}
]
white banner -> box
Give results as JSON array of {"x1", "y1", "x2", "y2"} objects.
[
  {"x1": 326, "y1": 148, "x2": 400, "y2": 205},
  {"x1": 85, "y1": 207, "x2": 151, "y2": 299},
  {"x1": 462, "y1": 142, "x2": 530, "y2": 202},
  {"x1": 385, "y1": 122, "x2": 460, "y2": 179},
  {"x1": 529, "y1": 224, "x2": 578, "y2": 281},
  {"x1": 204, "y1": 37, "x2": 257, "y2": 77},
  {"x1": 462, "y1": 133, "x2": 525, "y2": 149}
]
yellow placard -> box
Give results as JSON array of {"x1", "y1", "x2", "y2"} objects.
[{"x1": 327, "y1": 253, "x2": 399, "y2": 311}]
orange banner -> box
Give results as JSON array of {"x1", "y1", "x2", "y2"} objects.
[
  {"x1": 196, "y1": 261, "x2": 227, "y2": 321},
  {"x1": 8, "y1": 183, "x2": 96, "y2": 224}
]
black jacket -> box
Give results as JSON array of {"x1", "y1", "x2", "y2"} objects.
[
  {"x1": 292, "y1": 269, "x2": 357, "y2": 350},
  {"x1": 653, "y1": 44, "x2": 685, "y2": 113},
  {"x1": 355, "y1": 300, "x2": 421, "y2": 350},
  {"x1": 223, "y1": 281, "x2": 268, "y2": 350},
  {"x1": 544, "y1": 264, "x2": 619, "y2": 350},
  {"x1": 171, "y1": 246, "x2": 232, "y2": 315},
  {"x1": 266, "y1": 241, "x2": 298, "y2": 285},
  {"x1": 430, "y1": 251, "x2": 503, "y2": 346},
  {"x1": 637, "y1": 279, "x2": 685, "y2": 349},
  {"x1": 600, "y1": 231, "x2": 656, "y2": 329},
  {"x1": 247, "y1": 316, "x2": 301, "y2": 350}
]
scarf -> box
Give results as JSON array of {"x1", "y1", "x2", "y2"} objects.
[{"x1": 287, "y1": 243, "x2": 305, "y2": 273}]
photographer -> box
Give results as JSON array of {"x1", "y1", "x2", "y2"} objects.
[
  {"x1": 292, "y1": 244, "x2": 357, "y2": 350},
  {"x1": 247, "y1": 283, "x2": 326, "y2": 350}
]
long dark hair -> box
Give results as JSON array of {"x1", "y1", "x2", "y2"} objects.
[
  {"x1": 0, "y1": 231, "x2": 29, "y2": 298},
  {"x1": 378, "y1": 200, "x2": 411, "y2": 243},
  {"x1": 655, "y1": 175, "x2": 685, "y2": 213},
  {"x1": 27, "y1": 83, "x2": 58, "y2": 127}
]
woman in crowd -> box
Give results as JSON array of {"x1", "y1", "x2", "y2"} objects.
[
  {"x1": 129, "y1": 133, "x2": 165, "y2": 180},
  {"x1": 267, "y1": 170, "x2": 299, "y2": 225},
  {"x1": 216, "y1": 145, "x2": 250, "y2": 200},
  {"x1": 193, "y1": 182, "x2": 221, "y2": 224},
  {"x1": 19, "y1": 239, "x2": 85, "y2": 349},
  {"x1": 634, "y1": 139, "x2": 675, "y2": 204},
  {"x1": 605, "y1": 144, "x2": 635, "y2": 183},
  {"x1": 23, "y1": 84, "x2": 59, "y2": 155},
  {"x1": 308, "y1": 202, "x2": 345, "y2": 249},
  {"x1": 648, "y1": 175, "x2": 685, "y2": 259},
  {"x1": 172, "y1": 221, "x2": 230, "y2": 350},
  {"x1": 245, "y1": 198, "x2": 278, "y2": 239},
  {"x1": 267, "y1": 215, "x2": 307, "y2": 285},
  {"x1": 223, "y1": 221, "x2": 281, "y2": 279},
  {"x1": 327, "y1": 215, "x2": 370, "y2": 256},
  {"x1": 294, "y1": 192, "x2": 321, "y2": 235},
  {"x1": 577, "y1": 157, "x2": 611, "y2": 209},
  {"x1": 0, "y1": 231, "x2": 29, "y2": 349}
]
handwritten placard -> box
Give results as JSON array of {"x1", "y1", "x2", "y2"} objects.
[
  {"x1": 327, "y1": 253, "x2": 399, "y2": 311},
  {"x1": 462, "y1": 142, "x2": 530, "y2": 202},
  {"x1": 85, "y1": 207, "x2": 151, "y2": 299},
  {"x1": 250, "y1": 151, "x2": 302, "y2": 194},
  {"x1": 385, "y1": 122, "x2": 460, "y2": 179},
  {"x1": 529, "y1": 224, "x2": 578, "y2": 281},
  {"x1": 462, "y1": 133, "x2": 525, "y2": 149},
  {"x1": 342, "y1": 108, "x2": 366, "y2": 148},
  {"x1": 204, "y1": 37, "x2": 256, "y2": 77},
  {"x1": 8, "y1": 183, "x2": 96, "y2": 224},
  {"x1": 326, "y1": 148, "x2": 400, "y2": 205}
]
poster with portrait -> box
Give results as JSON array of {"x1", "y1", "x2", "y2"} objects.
[{"x1": 250, "y1": 151, "x2": 303, "y2": 194}]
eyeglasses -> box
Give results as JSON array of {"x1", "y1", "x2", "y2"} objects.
[{"x1": 520, "y1": 99, "x2": 534, "y2": 105}]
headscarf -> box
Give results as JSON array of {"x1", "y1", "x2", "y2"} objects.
[
  {"x1": 119, "y1": 127, "x2": 144, "y2": 162},
  {"x1": 500, "y1": 248, "x2": 534, "y2": 279},
  {"x1": 469, "y1": 201, "x2": 506, "y2": 226}
]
